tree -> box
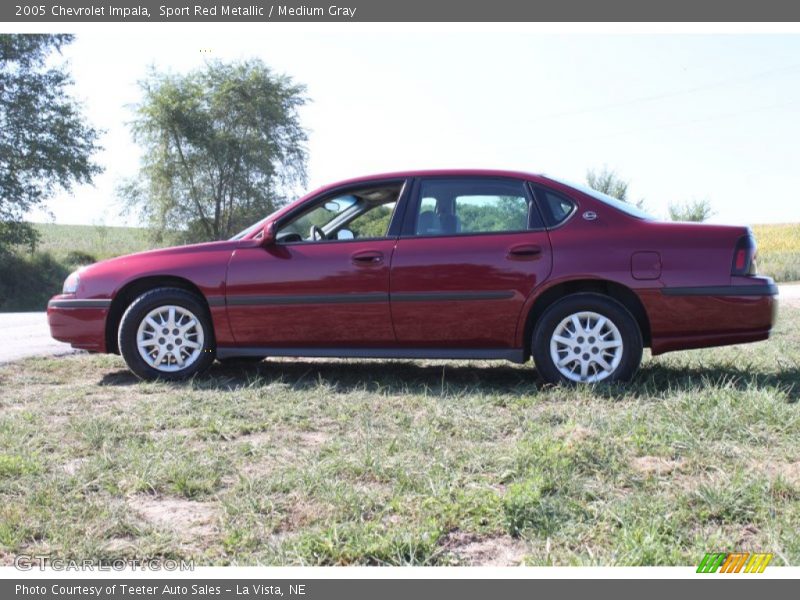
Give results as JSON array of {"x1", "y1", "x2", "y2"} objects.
[
  {"x1": 586, "y1": 166, "x2": 645, "y2": 209},
  {"x1": 668, "y1": 199, "x2": 714, "y2": 222},
  {"x1": 0, "y1": 34, "x2": 102, "y2": 252},
  {"x1": 121, "y1": 60, "x2": 309, "y2": 242}
]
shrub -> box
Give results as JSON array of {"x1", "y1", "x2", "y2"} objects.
[
  {"x1": 0, "y1": 252, "x2": 69, "y2": 311},
  {"x1": 63, "y1": 250, "x2": 97, "y2": 268}
]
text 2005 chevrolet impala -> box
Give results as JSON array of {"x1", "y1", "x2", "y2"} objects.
[{"x1": 48, "y1": 170, "x2": 778, "y2": 384}]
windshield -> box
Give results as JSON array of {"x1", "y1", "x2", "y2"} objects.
[
  {"x1": 544, "y1": 175, "x2": 654, "y2": 220},
  {"x1": 229, "y1": 204, "x2": 284, "y2": 240},
  {"x1": 229, "y1": 220, "x2": 264, "y2": 241}
]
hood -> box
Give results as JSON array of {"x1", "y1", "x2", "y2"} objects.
[{"x1": 84, "y1": 239, "x2": 242, "y2": 270}]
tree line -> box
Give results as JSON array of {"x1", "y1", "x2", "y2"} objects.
[{"x1": 0, "y1": 34, "x2": 714, "y2": 259}]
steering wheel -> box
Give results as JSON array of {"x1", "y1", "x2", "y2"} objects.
[{"x1": 309, "y1": 225, "x2": 325, "y2": 241}]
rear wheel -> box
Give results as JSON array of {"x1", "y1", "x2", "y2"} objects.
[
  {"x1": 532, "y1": 293, "x2": 642, "y2": 384},
  {"x1": 118, "y1": 288, "x2": 215, "y2": 381}
]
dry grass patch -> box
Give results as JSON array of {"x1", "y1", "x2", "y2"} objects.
[
  {"x1": 151, "y1": 427, "x2": 195, "y2": 440},
  {"x1": 236, "y1": 431, "x2": 273, "y2": 447},
  {"x1": 61, "y1": 457, "x2": 88, "y2": 475},
  {"x1": 296, "y1": 430, "x2": 331, "y2": 449},
  {"x1": 129, "y1": 494, "x2": 219, "y2": 540},
  {"x1": 558, "y1": 425, "x2": 596, "y2": 447},
  {"x1": 755, "y1": 460, "x2": 800, "y2": 486},
  {"x1": 631, "y1": 456, "x2": 685, "y2": 475},
  {"x1": 440, "y1": 531, "x2": 528, "y2": 566}
]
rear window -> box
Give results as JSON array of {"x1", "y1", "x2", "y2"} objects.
[
  {"x1": 532, "y1": 186, "x2": 576, "y2": 227},
  {"x1": 543, "y1": 175, "x2": 653, "y2": 220}
]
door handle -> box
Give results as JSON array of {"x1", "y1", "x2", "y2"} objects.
[
  {"x1": 351, "y1": 250, "x2": 384, "y2": 265},
  {"x1": 507, "y1": 244, "x2": 542, "y2": 260}
]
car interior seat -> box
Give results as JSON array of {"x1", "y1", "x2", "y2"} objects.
[{"x1": 417, "y1": 210, "x2": 442, "y2": 235}]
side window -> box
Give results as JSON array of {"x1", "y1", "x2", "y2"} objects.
[
  {"x1": 347, "y1": 201, "x2": 397, "y2": 239},
  {"x1": 277, "y1": 183, "x2": 403, "y2": 243},
  {"x1": 413, "y1": 179, "x2": 532, "y2": 236},
  {"x1": 534, "y1": 187, "x2": 576, "y2": 227},
  {"x1": 279, "y1": 195, "x2": 356, "y2": 239}
]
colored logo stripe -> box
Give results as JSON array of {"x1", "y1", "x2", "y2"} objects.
[
  {"x1": 744, "y1": 553, "x2": 773, "y2": 573},
  {"x1": 697, "y1": 552, "x2": 773, "y2": 573},
  {"x1": 697, "y1": 553, "x2": 727, "y2": 573}
]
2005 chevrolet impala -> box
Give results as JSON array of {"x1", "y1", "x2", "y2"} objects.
[{"x1": 48, "y1": 170, "x2": 778, "y2": 383}]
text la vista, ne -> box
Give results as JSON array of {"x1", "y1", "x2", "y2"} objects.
[{"x1": 235, "y1": 585, "x2": 299, "y2": 595}]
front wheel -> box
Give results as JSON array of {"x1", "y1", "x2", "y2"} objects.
[
  {"x1": 118, "y1": 288, "x2": 216, "y2": 381},
  {"x1": 532, "y1": 293, "x2": 643, "y2": 385}
]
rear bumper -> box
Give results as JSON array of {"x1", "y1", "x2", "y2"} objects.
[
  {"x1": 645, "y1": 277, "x2": 778, "y2": 355},
  {"x1": 47, "y1": 296, "x2": 110, "y2": 352}
]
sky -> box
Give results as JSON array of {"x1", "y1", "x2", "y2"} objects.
[{"x1": 24, "y1": 28, "x2": 800, "y2": 227}]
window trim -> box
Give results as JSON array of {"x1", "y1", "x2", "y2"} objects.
[
  {"x1": 399, "y1": 176, "x2": 547, "y2": 239},
  {"x1": 274, "y1": 178, "x2": 409, "y2": 246}
]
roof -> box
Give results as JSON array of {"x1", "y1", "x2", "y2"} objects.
[{"x1": 322, "y1": 168, "x2": 545, "y2": 187}]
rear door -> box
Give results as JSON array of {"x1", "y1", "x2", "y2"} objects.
[{"x1": 389, "y1": 177, "x2": 552, "y2": 348}]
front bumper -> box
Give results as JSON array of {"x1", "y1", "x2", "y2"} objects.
[{"x1": 47, "y1": 295, "x2": 111, "y2": 352}]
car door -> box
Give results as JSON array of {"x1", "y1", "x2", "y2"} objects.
[
  {"x1": 224, "y1": 180, "x2": 407, "y2": 347},
  {"x1": 389, "y1": 176, "x2": 553, "y2": 348}
]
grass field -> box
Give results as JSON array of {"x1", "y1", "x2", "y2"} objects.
[
  {"x1": 32, "y1": 223, "x2": 161, "y2": 263},
  {"x1": 752, "y1": 223, "x2": 800, "y2": 284},
  {"x1": 1, "y1": 304, "x2": 798, "y2": 566}
]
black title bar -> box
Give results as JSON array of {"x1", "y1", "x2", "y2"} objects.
[{"x1": 4, "y1": 579, "x2": 799, "y2": 600}]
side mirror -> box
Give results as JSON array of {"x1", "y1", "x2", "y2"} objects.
[
  {"x1": 260, "y1": 221, "x2": 276, "y2": 247},
  {"x1": 337, "y1": 229, "x2": 354, "y2": 240}
]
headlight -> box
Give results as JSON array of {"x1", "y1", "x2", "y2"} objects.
[{"x1": 62, "y1": 272, "x2": 80, "y2": 294}]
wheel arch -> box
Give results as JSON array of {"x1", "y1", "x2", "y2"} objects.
[
  {"x1": 105, "y1": 276, "x2": 211, "y2": 354},
  {"x1": 520, "y1": 278, "x2": 652, "y2": 357}
]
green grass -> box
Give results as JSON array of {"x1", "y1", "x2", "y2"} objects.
[
  {"x1": 1, "y1": 306, "x2": 798, "y2": 566},
  {"x1": 31, "y1": 223, "x2": 159, "y2": 263}
]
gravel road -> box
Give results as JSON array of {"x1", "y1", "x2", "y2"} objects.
[{"x1": 0, "y1": 312, "x2": 76, "y2": 364}]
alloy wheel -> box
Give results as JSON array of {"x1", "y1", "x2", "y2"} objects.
[
  {"x1": 549, "y1": 310, "x2": 623, "y2": 383},
  {"x1": 135, "y1": 305, "x2": 205, "y2": 372}
]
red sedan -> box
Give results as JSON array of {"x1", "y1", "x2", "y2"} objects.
[{"x1": 47, "y1": 169, "x2": 778, "y2": 384}]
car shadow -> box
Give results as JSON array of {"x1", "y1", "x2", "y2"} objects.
[
  {"x1": 98, "y1": 359, "x2": 541, "y2": 396},
  {"x1": 98, "y1": 358, "x2": 799, "y2": 402},
  {"x1": 602, "y1": 363, "x2": 799, "y2": 403}
]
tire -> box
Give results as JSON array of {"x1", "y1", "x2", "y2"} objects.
[
  {"x1": 118, "y1": 287, "x2": 216, "y2": 381},
  {"x1": 532, "y1": 293, "x2": 642, "y2": 385}
]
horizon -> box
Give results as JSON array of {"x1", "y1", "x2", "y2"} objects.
[{"x1": 23, "y1": 30, "x2": 800, "y2": 228}]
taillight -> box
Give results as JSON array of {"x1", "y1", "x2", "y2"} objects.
[{"x1": 731, "y1": 233, "x2": 757, "y2": 276}]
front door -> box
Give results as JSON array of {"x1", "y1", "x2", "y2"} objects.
[
  {"x1": 225, "y1": 181, "x2": 405, "y2": 347},
  {"x1": 389, "y1": 177, "x2": 553, "y2": 348}
]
